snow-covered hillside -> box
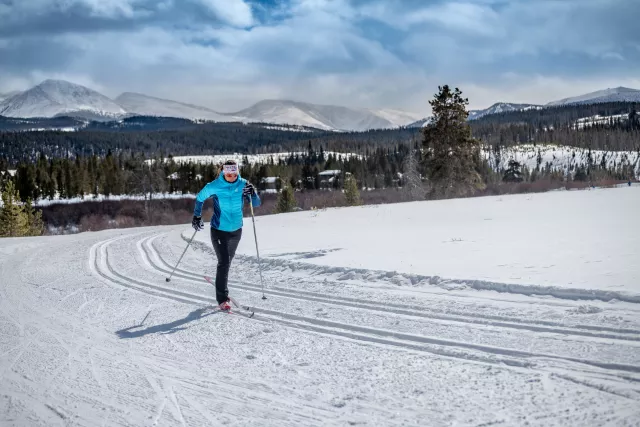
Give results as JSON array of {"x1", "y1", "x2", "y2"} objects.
[
  {"x1": 147, "y1": 151, "x2": 363, "y2": 166},
  {"x1": 0, "y1": 80, "x2": 126, "y2": 119},
  {"x1": 547, "y1": 87, "x2": 640, "y2": 106},
  {"x1": 365, "y1": 108, "x2": 425, "y2": 127},
  {"x1": 468, "y1": 102, "x2": 541, "y2": 120},
  {"x1": 484, "y1": 144, "x2": 640, "y2": 177},
  {"x1": 574, "y1": 113, "x2": 629, "y2": 129},
  {"x1": 230, "y1": 100, "x2": 421, "y2": 131},
  {"x1": 151, "y1": 145, "x2": 638, "y2": 177},
  {"x1": 115, "y1": 92, "x2": 242, "y2": 122},
  {"x1": 1, "y1": 187, "x2": 640, "y2": 425},
  {"x1": 0, "y1": 91, "x2": 20, "y2": 102}
]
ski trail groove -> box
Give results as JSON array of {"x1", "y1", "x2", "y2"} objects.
[
  {"x1": 144, "y1": 234, "x2": 640, "y2": 342},
  {"x1": 93, "y1": 235, "x2": 640, "y2": 376}
]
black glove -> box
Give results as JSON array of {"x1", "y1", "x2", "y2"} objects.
[
  {"x1": 243, "y1": 182, "x2": 256, "y2": 197},
  {"x1": 192, "y1": 215, "x2": 204, "y2": 231}
]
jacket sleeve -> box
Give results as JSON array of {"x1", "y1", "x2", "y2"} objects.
[
  {"x1": 244, "y1": 179, "x2": 261, "y2": 207},
  {"x1": 193, "y1": 182, "x2": 218, "y2": 217}
]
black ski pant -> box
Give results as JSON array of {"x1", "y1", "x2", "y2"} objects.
[{"x1": 210, "y1": 227, "x2": 242, "y2": 304}]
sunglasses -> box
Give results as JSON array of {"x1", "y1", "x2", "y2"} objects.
[{"x1": 222, "y1": 165, "x2": 238, "y2": 175}]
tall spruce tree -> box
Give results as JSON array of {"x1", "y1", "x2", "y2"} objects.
[{"x1": 421, "y1": 85, "x2": 485, "y2": 198}]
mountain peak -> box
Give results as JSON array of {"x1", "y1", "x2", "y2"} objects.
[{"x1": 0, "y1": 79, "x2": 125, "y2": 119}]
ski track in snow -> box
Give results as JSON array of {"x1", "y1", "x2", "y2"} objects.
[{"x1": 1, "y1": 223, "x2": 640, "y2": 425}]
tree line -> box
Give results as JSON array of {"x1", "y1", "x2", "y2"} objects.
[{"x1": 2, "y1": 101, "x2": 639, "y2": 168}]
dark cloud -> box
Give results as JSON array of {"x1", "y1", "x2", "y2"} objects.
[{"x1": 0, "y1": 0, "x2": 240, "y2": 37}]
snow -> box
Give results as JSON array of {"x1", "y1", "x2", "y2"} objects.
[
  {"x1": 574, "y1": 113, "x2": 629, "y2": 129},
  {"x1": 2, "y1": 81, "x2": 425, "y2": 131},
  {"x1": 32, "y1": 192, "x2": 195, "y2": 207},
  {"x1": 547, "y1": 87, "x2": 640, "y2": 106},
  {"x1": 146, "y1": 151, "x2": 363, "y2": 166},
  {"x1": 115, "y1": 92, "x2": 242, "y2": 122},
  {"x1": 261, "y1": 124, "x2": 314, "y2": 132},
  {"x1": 190, "y1": 185, "x2": 640, "y2": 299},
  {"x1": 484, "y1": 144, "x2": 640, "y2": 177},
  {"x1": 233, "y1": 100, "x2": 422, "y2": 131},
  {"x1": 366, "y1": 108, "x2": 424, "y2": 126},
  {"x1": 2, "y1": 186, "x2": 640, "y2": 425},
  {"x1": 468, "y1": 102, "x2": 540, "y2": 120},
  {"x1": 318, "y1": 169, "x2": 342, "y2": 176},
  {"x1": 0, "y1": 80, "x2": 126, "y2": 119}
]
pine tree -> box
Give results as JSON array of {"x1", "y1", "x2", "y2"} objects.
[
  {"x1": 0, "y1": 181, "x2": 29, "y2": 237},
  {"x1": 422, "y1": 85, "x2": 485, "y2": 198},
  {"x1": 274, "y1": 185, "x2": 297, "y2": 214},
  {"x1": 344, "y1": 174, "x2": 362, "y2": 206},
  {"x1": 23, "y1": 199, "x2": 44, "y2": 236},
  {"x1": 503, "y1": 160, "x2": 524, "y2": 182}
]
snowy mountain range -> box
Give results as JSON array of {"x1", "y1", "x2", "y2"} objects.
[
  {"x1": 410, "y1": 88, "x2": 640, "y2": 127},
  {"x1": 1, "y1": 80, "x2": 639, "y2": 131},
  {"x1": 546, "y1": 87, "x2": 640, "y2": 106},
  {"x1": 0, "y1": 80, "x2": 422, "y2": 131},
  {"x1": 228, "y1": 100, "x2": 423, "y2": 131},
  {"x1": 115, "y1": 92, "x2": 242, "y2": 122},
  {"x1": 468, "y1": 102, "x2": 541, "y2": 120}
]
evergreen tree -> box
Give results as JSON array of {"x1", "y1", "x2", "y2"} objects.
[
  {"x1": 344, "y1": 174, "x2": 362, "y2": 206},
  {"x1": 274, "y1": 185, "x2": 297, "y2": 214},
  {"x1": 422, "y1": 85, "x2": 485, "y2": 198},
  {"x1": 0, "y1": 181, "x2": 28, "y2": 237},
  {"x1": 23, "y1": 199, "x2": 44, "y2": 236},
  {"x1": 503, "y1": 160, "x2": 524, "y2": 182}
]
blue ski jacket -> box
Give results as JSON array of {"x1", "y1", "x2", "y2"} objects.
[{"x1": 193, "y1": 173, "x2": 260, "y2": 232}]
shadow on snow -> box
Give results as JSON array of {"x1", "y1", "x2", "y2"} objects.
[{"x1": 115, "y1": 307, "x2": 218, "y2": 339}]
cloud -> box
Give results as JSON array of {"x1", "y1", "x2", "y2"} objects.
[
  {"x1": 1, "y1": 0, "x2": 639, "y2": 115},
  {"x1": 197, "y1": 0, "x2": 253, "y2": 27}
]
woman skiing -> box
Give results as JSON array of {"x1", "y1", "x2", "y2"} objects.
[{"x1": 192, "y1": 160, "x2": 260, "y2": 311}]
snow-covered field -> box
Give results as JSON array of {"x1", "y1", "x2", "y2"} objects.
[{"x1": 1, "y1": 187, "x2": 640, "y2": 426}]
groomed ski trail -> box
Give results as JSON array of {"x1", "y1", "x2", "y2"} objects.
[{"x1": 93, "y1": 233, "x2": 640, "y2": 382}]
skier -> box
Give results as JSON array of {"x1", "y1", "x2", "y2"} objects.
[{"x1": 192, "y1": 160, "x2": 260, "y2": 311}]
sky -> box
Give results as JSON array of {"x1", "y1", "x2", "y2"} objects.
[{"x1": 0, "y1": 0, "x2": 639, "y2": 115}]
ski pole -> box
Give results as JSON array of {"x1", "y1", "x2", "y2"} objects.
[
  {"x1": 166, "y1": 229, "x2": 197, "y2": 282},
  {"x1": 247, "y1": 194, "x2": 267, "y2": 300}
]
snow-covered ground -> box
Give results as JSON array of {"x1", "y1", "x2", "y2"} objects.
[
  {"x1": 1, "y1": 187, "x2": 640, "y2": 426},
  {"x1": 31, "y1": 192, "x2": 196, "y2": 207}
]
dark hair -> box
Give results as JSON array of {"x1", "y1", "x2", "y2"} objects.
[{"x1": 223, "y1": 159, "x2": 238, "y2": 166}]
